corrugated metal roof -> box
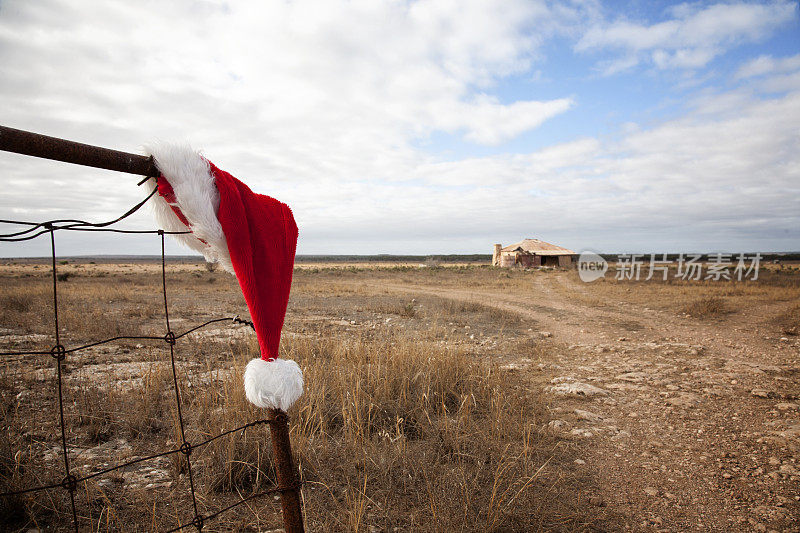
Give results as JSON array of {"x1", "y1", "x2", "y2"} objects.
[{"x1": 500, "y1": 238, "x2": 574, "y2": 255}]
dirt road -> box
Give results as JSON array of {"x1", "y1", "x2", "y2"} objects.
[{"x1": 372, "y1": 274, "x2": 800, "y2": 532}]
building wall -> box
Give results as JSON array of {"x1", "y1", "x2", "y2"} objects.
[
  {"x1": 492, "y1": 244, "x2": 502, "y2": 266},
  {"x1": 539, "y1": 255, "x2": 557, "y2": 267},
  {"x1": 517, "y1": 254, "x2": 536, "y2": 268},
  {"x1": 499, "y1": 253, "x2": 516, "y2": 268},
  {"x1": 497, "y1": 251, "x2": 573, "y2": 268}
]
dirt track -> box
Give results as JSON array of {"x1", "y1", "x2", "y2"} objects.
[{"x1": 369, "y1": 274, "x2": 800, "y2": 532}]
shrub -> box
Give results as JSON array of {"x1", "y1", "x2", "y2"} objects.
[{"x1": 682, "y1": 296, "x2": 728, "y2": 318}]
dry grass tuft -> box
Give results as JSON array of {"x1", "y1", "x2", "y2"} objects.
[
  {"x1": 681, "y1": 296, "x2": 728, "y2": 318},
  {"x1": 0, "y1": 283, "x2": 52, "y2": 333},
  {"x1": 69, "y1": 360, "x2": 174, "y2": 443},
  {"x1": 774, "y1": 304, "x2": 800, "y2": 336}
]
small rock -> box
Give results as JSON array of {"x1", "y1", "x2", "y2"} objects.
[
  {"x1": 546, "y1": 382, "x2": 610, "y2": 398},
  {"x1": 540, "y1": 331, "x2": 552, "y2": 338},
  {"x1": 665, "y1": 392, "x2": 701, "y2": 407},
  {"x1": 611, "y1": 430, "x2": 631, "y2": 442},
  {"x1": 644, "y1": 487, "x2": 659, "y2": 497},
  {"x1": 775, "y1": 402, "x2": 798, "y2": 411},
  {"x1": 574, "y1": 409, "x2": 604, "y2": 423},
  {"x1": 751, "y1": 389, "x2": 775, "y2": 399},
  {"x1": 615, "y1": 371, "x2": 648, "y2": 382},
  {"x1": 574, "y1": 459, "x2": 586, "y2": 465}
]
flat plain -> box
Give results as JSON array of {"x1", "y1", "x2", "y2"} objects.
[{"x1": 1, "y1": 260, "x2": 799, "y2": 531}]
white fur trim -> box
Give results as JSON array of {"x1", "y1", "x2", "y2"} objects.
[
  {"x1": 143, "y1": 142, "x2": 234, "y2": 274},
  {"x1": 244, "y1": 358, "x2": 304, "y2": 411}
]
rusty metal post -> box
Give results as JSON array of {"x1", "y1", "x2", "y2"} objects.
[
  {"x1": 0, "y1": 125, "x2": 160, "y2": 177},
  {"x1": 270, "y1": 409, "x2": 304, "y2": 533}
]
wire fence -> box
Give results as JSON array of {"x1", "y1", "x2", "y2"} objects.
[{"x1": 0, "y1": 177, "x2": 303, "y2": 531}]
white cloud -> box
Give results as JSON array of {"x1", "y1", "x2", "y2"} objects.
[
  {"x1": 337, "y1": 87, "x2": 800, "y2": 253},
  {"x1": 651, "y1": 47, "x2": 718, "y2": 69},
  {"x1": 0, "y1": 0, "x2": 797, "y2": 257},
  {"x1": 732, "y1": 53, "x2": 800, "y2": 94},
  {"x1": 595, "y1": 54, "x2": 640, "y2": 76},
  {"x1": 577, "y1": 1, "x2": 796, "y2": 73},
  {"x1": 0, "y1": 0, "x2": 581, "y2": 255},
  {"x1": 736, "y1": 53, "x2": 800, "y2": 78},
  {"x1": 435, "y1": 94, "x2": 574, "y2": 145}
]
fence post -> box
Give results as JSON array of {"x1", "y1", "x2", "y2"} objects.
[{"x1": 270, "y1": 409, "x2": 304, "y2": 533}]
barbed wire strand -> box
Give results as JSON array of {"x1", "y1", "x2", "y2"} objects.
[
  {"x1": 0, "y1": 317, "x2": 247, "y2": 357},
  {"x1": 0, "y1": 186, "x2": 161, "y2": 241}
]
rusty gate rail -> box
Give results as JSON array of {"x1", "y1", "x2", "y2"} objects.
[{"x1": 0, "y1": 125, "x2": 160, "y2": 176}]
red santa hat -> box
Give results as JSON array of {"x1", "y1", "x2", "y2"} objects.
[{"x1": 144, "y1": 142, "x2": 302, "y2": 411}]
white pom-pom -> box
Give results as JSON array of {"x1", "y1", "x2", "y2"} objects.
[{"x1": 244, "y1": 358, "x2": 303, "y2": 411}]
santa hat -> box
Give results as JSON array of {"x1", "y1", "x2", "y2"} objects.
[{"x1": 144, "y1": 142, "x2": 302, "y2": 411}]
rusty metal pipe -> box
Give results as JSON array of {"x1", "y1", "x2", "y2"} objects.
[
  {"x1": 0, "y1": 125, "x2": 159, "y2": 177},
  {"x1": 270, "y1": 409, "x2": 305, "y2": 533}
]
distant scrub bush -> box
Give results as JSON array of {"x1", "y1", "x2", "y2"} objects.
[{"x1": 682, "y1": 296, "x2": 728, "y2": 318}]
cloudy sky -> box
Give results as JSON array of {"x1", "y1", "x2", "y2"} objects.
[{"x1": 1, "y1": 0, "x2": 798, "y2": 257}]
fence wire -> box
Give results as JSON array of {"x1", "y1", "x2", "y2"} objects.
[{"x1": 0, "y1": 183, "x2": 291, "y2": 531}]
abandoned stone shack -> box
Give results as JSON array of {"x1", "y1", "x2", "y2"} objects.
[{"x1": 492, "y1": 238, "x2": 575, "y2": 268}]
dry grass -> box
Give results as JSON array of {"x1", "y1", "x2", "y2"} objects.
[
  {"x1": 680, "y1": 296, "x2": 728, "y2": 318},
  {"x1": 185, "y1": 333, "x2": 589, "y2": 531},
  {"x1": 549, "y1": 264, "x2": 800, "y2": 321},
  {"x1": 0, "y1": 261, "x2": 605, "y2": 532},
  {"x1": 774, "y1": 304, "x2": 800, "y2": 336},
  {"x1": 0, "y1": 283, "x2": 52, "y2": 334}
]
